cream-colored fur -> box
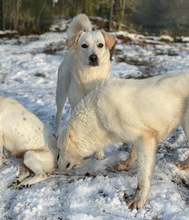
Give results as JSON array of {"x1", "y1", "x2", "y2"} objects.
[
  {"x1": 0, "y1": 96, "x2": 58, "y2": 188},
  {"x1": 56, "y1": 14, "x2": 116, "y2": 160},
  {"x1": 58, "y1": 70, "x2": 189, "y2": 209}
]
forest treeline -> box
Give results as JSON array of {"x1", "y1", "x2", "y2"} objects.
[
  {"x1": 0, "y1": 0, "x2": 133, "y2": 34},
  {"x1": 0, "y1": 0, "x2": 189, "y2": 35}
]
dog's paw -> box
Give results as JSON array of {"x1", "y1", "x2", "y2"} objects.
[
  {"x1": 126, "y1": 188, "x2": 147, "y2": 209},
  {"x1": 175, "y1": 162, "x2": 189, "y2": 170},
  {"x1": 8, "y1": 179, "x2": 21, "y2": 189},
  {"x1": 115, "y1": 161, "x2": 132, "y2": 171},
  {"x1": 127, "y1": 196, "x2": 146, "y2": 210},
  {"x1": 16, "y1": 183, "x2": 31, "y2": 190},
  {"x1": 127, "y1": 200, "x2": 142, "y2": 210},
  {"x1": 95, "y1": 151, "x2": 105, "y2": 160},
  {"x1": 9, "y1": 179, "x2": 32, "y2": 189}
]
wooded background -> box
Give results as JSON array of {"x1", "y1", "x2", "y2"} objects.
[{"x1": 0, "y1": 0, "x2": 189, "y2": 35}]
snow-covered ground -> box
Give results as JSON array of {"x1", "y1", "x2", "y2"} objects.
[{"x1": 0, "y1": 30, "x2": 189, "y2": 220}]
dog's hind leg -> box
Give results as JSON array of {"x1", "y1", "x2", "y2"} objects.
[
  {"x1": 16, "y1": 151, "x2": 48, "y2": 188},
  {"x1": 175, "y1": 115, "x2": 189, "y2": 170},
  {"x1": 128, "y1": 131, "x2": 157, "y2": 209},
  {"x1": 115, "y1": 145, "x2": 137, "y2": 171}
]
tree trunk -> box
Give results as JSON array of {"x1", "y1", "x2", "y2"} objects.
[
  {"x1": 0, "y1": 0, "x2": 5, "y2": 30},
  {"x1": 118, "y1": 0, "x2": 126, "y2": 31},
  {"x1": 109, "y1": 0, "x2": 113, "y2": 31}
]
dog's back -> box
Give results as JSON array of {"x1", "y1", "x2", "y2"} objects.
[
  {"x1": 67, "y1": 14, "x2": 92, "y2": 38},
  {"x1": 0, "y1": 96, "x2": 57, "y2": 153},
  {"x1": 94, "y1": 71, "x2": 189, "y2": 140}
]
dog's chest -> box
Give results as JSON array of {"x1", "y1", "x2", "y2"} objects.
[
  {"x1": 79, "y1": 66, "x2": 109, "y2": 90},
  {"x1": 69, "y1": 69, "x2": 104, "y2": 107}
]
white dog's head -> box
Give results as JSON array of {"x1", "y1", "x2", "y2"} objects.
[
  {"x1": 66, "y1": 30, "x2": 116, "y2": 66},
  {"x1": 57, "y1": 126, "x2": 84, "y2": 172}
]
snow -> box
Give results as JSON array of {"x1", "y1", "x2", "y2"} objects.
[
  {"x1": 159, "y1": 35, "x2": 173, "y2": 42},
  {"x1": 179, "y1": 37, "x2": 189, "y2": 43},
  {"x1": 0, "y1": 30, "x2": 189, "y2": 220}
]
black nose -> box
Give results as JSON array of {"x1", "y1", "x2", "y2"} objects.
[{"x1": 89, "y1": 54, "x2": 98, "y2": 66}]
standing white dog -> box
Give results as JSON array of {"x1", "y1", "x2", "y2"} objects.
[
  {"x1": 0, "y1": 96, "x2": 59, "y2": 188},
  {"x1": 56, "y1": 14, "x2": 116, "y2": 160},
  {"x1": 57, "y1": 70, "x2": 189, "y2": 209}
]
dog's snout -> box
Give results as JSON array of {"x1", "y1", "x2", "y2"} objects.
[{"x1": 89, "y1": 54, "x2": 98, "y2": 66}]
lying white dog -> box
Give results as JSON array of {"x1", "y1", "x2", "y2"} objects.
[
  {"x1": 0, "y1": 96, "x2": 59, "y2": 188},
  {"x1": 56, "y1": 14, "x2": 116, "y2": 160},
  {"x1": 58, "y1": 70, "x2": 189, "y2": 209}
]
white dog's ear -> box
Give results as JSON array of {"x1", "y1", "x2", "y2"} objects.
[
  {"x1": 100, "y1": 30, "x2": 116, "y2": 49},
  {"x1": 66, "y1": 31, "x2": 82, "y2": 50}
]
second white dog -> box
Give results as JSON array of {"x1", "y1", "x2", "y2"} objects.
[
  {"x1": 57, "y1": 70, "x2": 189, "y2": 209},
  {"x1": 0, "y1": 96, "x2": 59, "y2": 188}
]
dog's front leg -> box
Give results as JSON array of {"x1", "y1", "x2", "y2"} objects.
[
  {"x1": 56, "y1": 61, "x2": 71, "y2": 137},
  {"x1": 128, "y1": 133, "x2": 156, "y2": 209}
]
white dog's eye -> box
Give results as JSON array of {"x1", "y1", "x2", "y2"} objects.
[
  {"x1": 81, "y1": 44, "x2": 88, "y2": 49},
  {"x1": 97, "y1": 43, "x2": 104, "y2": 48}
]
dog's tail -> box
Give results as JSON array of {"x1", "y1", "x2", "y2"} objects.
[{"x1": 67, "y1": 14, "x2": 92, "y2": 38}]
